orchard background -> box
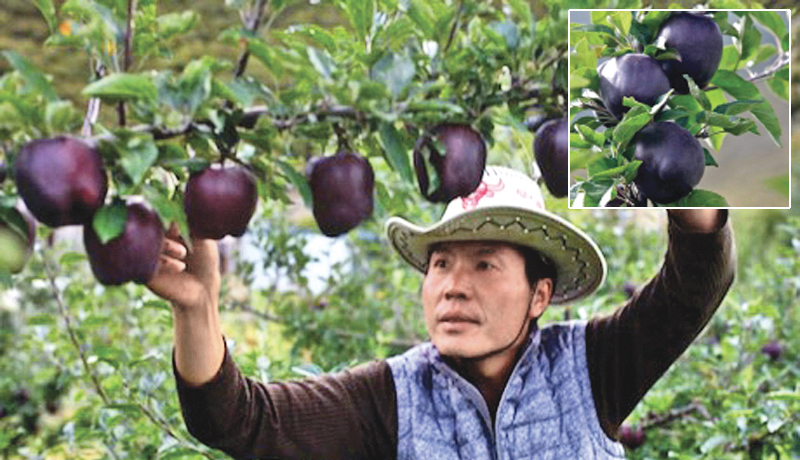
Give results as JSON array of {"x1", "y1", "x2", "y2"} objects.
[{"x1": 0, "y1": 0, "x2": 798, "y2": 459}]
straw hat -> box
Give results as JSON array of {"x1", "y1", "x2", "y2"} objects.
[{"x1": 385, "y1": 166, "x2": 606, "y2": 304}]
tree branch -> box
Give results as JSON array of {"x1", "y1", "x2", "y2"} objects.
[
  {"x1": 640, "y1": 401, "x2": 711, "y2": 430},
  {"x1": 41, "y1": 249, "x2": 110, "y2": 406},
  {"x1": 443, "y1": 0, "x2": 465, "y2": 54},
  {"x1": 704, "y1": 51, "x2": 789, "y2": 92},
  {"x1": 91, "y1": 82, "x2": 543, "y2": 144},
  {"x1": 233, "y1": 0, "x2": 270, "y2": 80},
  {"x1": 117, "y1": 0, "x2": 137, "y2": 127}
]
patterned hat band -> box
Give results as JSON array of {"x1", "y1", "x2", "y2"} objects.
[{"x1": 385, "y1": 167, "x2": 607, "y2": 304}]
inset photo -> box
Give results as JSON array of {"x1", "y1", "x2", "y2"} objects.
[{"x1": 568, "y1": 10, "x2": 791, "y2": 208}]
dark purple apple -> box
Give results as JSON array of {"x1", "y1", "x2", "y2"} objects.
[
  {"x1": 618, "y1": 424, "x2": 646, "y2": 449},
  {"x1": 761, "y1": 340, "x2": 783, "y2": 361},
  {"x1": 533, "y1": 118, "x2": 568, "y2": 198},
  {"x1": 184, "y1": 166, "x2": 258, "y2": 240},
  {"x1": 598, "y1": 54, "x2": 671, "y2": 120},
  {"x1": 633, "y1": 122, "x2": 705, "y2": 204},
  {"x1": 83, "y1": 201, "x2": 164, "y2": 285},
  {"x1": 656, "y1": 12, "x2": 723, "y2": 94},
  {"x1": 306, "y1": 150, "x2": 374, "y2": 237},
  {"x1": 414, "y1": 123, "x2": 486, "y2": 203},
  {"x1": 14, "y1": 136, "x2": 107, "y2": 227}
]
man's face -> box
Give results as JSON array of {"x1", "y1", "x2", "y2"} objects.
[{"x1": 422, "y1": 241, "x2": 549, "y2": 359}]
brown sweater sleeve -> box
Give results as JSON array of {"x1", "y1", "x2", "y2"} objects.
[
  {"x1": 173, "y1": 339, "x2": 398, "y2": 460},
  {"x1": 585, "y1": 210, "x2": 736, "y2": 439}
]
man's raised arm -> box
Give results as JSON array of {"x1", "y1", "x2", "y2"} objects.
[{"x1": 586, "y1": 209, "x2": 736, "y2": 438}]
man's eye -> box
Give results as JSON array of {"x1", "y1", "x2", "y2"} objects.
[
  {"x1": 477, "y1": 261, "x2": 493, "y2": 270},
  {"x1": 433, "y1": 259, "x2": 447, "y2": 268}
]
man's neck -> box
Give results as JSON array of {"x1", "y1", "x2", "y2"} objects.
[{"x1": 445, "y1": 326, "x2": 533, "y2": 421}]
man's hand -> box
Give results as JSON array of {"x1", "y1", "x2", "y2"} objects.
[
  {"x1": 667, "y1": 209, "x2": 725, "y2": 234},
  {"x1": 147, "y1": 223, "x2": 221, "y2": 314}
]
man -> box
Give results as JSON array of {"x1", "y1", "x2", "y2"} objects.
[{"x1": 147, "y1": 166, "x2": 735, "y2": 459}]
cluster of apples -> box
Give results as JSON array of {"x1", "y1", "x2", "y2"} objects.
[
  {"x1": 305, "y1": 122, "x2": 489, "y2": 237},
  {"x1": 3, "y1": 121, "x2": 502, "y2": 278},
  {"x1": 597, "y1": 12, "x2": 723, "y2": 204},
  {"x1": 8, "y1": 136, "x2": 258, "y2": 285}
]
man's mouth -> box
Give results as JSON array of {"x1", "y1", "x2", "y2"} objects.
[{"x1": 438, "y1": 312, "x2": 480, "y2": 324}]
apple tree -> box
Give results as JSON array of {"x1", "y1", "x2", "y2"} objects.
[{"x1": 0, "y1": 0, "x2": 570, "y2": 456}]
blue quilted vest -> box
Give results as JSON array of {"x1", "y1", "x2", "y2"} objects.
[{"x1": 386, "y1": 321, "x2": 626, "y2": 460}]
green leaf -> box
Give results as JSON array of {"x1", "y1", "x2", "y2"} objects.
[
  {"x1": 2, "y1": 51, "x2": 58, "y2": 102},
  {"x1": 371, "y1": 52, "x2": 415, "y2": 98},
  {"x1": 704, "y1": 149, "x2": 718, "y2": 167},
  {"x1": 767, "y1": 75, "x2": 789, "y2": 101},
  {"x1": 45, "y1": 100, "x2": 80, "y2": 133},
  {"x1": 277, "y1": 160, "x2": 312, "y2": 209},
  {"x1": 290, "y1": 25, "x2": 336, "y2": 53},
  {"x1": 405, "y1": 100, "x2": 464, "y2": 115},
  {"x1": 700, "y1": 434, "x2": 727, "y2": 453},
  {"x1": 119, "y1": 135, "x2": 159, "y2": 187},
  {"x1": 508, "y1": 0, "x2": 533, "y2": 31},
  {"x1": 28, "y1": 314, "x2": 56, "y2": 325},
  {"x1": 713, "y1": 99, "x2": 763, "y2": 116},
  {"x1": 378, "y1": 122, "x2": 413, "y2": 184},
  {"x1": 671, "y1": 189, "x2": 729, "y2": 207},
  {"x1": 83, "y1": 73, "x2": 158, "y2": 102},
  {"x1": 606, "y1": 11, "x2": 631, "y2": 37},
  {"x1": 591, "y1": 161, "x2": 640, "y2": 182},
  {"x1": 766, "y1": 391, "x2": 800, "y2": 401},
  {"x1": 307, "y1": 47, "x2": 336, "y2": 80},
  {"x1": 345, "y1": 0, "x2": 373, "y2": 44},
  {"x1": 157, "y1": 10, "x2": 198, "y2": 39},
  {"x1": 104, "y1": 403, "x2": 141, "y2": 415},
  {"x1": 405, "y1": 0, "x2": 435, "y2": 39},
  {"x1": 248, "y1": 39, "x2": 283, "y2": 78},
  {"x1": 581, "y1": 179, "x2": 614, "y2": 208},
  {"x1": 687, "y1": 77, "x2": 711, "y2": 111},
  {"x1": 738, "y1": 15, "x2": 761, "y2": 64},
  {"x1": 59, "y1": 252, "x2": 86, "y2": 266},
  {"x1": 749, "y1": 11, "x2": 786, "y2": 43},
  {"x1": 92, "y1": 202, "x2": 128, "y2": 245},
  {"x1": 576, "y1": 124, "x2": 605, "y2": 147},
  {"x1": 178, "y1": 58, "x2": 213, "y2": 114},
  {"x1": 710, "y1": 70, "x2": 781, "y2": 146},
  {"x1": 33, "y1": 0, "x2": 57, "y2": 31},
  {"x1": 612, "y1": 112, "x2": 651, "y2": 148}
]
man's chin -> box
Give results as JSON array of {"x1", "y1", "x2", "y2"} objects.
[{"x1": 432, "y1": 337, "x2": 484, "y2": 359}]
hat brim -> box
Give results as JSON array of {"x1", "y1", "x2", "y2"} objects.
[{"x1": 386, "y1": 206, "x2": 606, "y2": 304}]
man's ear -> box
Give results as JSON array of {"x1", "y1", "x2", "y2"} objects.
[{"x1": 528, "y1": 278, "x2": 553, "y2": 319}]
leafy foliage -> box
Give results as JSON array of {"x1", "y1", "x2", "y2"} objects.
[{"x1": 569, "y1": 9, "x2": 790, "y2": 207}]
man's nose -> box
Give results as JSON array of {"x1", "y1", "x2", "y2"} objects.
[{"x1": 443, "y1": 264, "x2": 471, "y2": 300}]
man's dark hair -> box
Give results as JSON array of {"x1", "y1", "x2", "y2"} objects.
[{"x1": 514, "y1": 244, "x2": 557, "y2": 290}]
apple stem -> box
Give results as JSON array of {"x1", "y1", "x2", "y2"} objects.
[{"x1": 333, "y1": 122, "x2": 351, "y2": 152}]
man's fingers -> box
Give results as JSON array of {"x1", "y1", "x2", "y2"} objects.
[
  {"x1": 163, "y1": 238, "x2": 187, "y2": 260},
  {"x1": 158, "y1": 254, "x2": 186, "y2": 274}
]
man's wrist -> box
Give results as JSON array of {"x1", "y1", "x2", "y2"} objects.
[{"x1": 667, "y1": 209, "x2": 727, "y2": 234}]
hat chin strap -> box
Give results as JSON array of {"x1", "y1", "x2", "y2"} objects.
[{"x1": 456, "y1": 290, "x2": 537, "y2": 364}]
